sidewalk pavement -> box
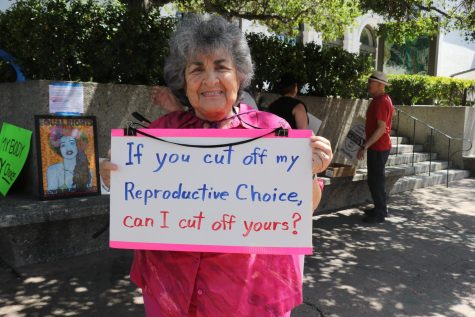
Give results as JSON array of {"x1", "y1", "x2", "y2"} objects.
[{"x1": 1, "y1": 178, "x2": 474, "y2": 317}]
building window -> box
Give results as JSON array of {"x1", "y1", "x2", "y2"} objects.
[
  {"x1": 360, "y1": 26, "x2": 376, "y2": 56},
  {"x1": 383, "y1": 36, "x2": 430, "y2": 74}
]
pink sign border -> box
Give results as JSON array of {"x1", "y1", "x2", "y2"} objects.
[
  {"x1": 110, "y1": 241, "x2": 313, "y2": 255},
  {"x1": 110, "y1": 128, "x2": 313, "y2": 255},
  {"x1": 112, "y1": 128, "x2": 312, "y2": 138}
]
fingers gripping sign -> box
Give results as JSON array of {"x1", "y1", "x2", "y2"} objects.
[{"x1": 310, "y1": 136, "x2": 333, "y2": 174}]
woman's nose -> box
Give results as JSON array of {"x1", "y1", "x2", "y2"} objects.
[{"x1": 203, "y1": 70, "x2": 218, "y2": 85}]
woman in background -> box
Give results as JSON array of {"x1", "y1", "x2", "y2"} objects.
[{"x1": 268, "y1": 73, "x2": 309, "y2": 130}]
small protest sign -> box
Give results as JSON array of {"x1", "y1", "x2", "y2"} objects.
[
  {"x1": 340, "y1": 122, "x2": 365, "y2": 161},
  {"x1": 110, "y1": 129, "x2": 313, "y2": 255},
  {"x1": 0, "y1": 123, "x2": 32, "y2": 196},
  {"x1": 49, "y1": 82, "x2": 84, "y2": 115}
]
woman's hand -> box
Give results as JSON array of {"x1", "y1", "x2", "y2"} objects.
[
  {"x1": 310, "y1": 136, "x2": 333, "y2": 174},
  {"x1": 99, "y1": 149, "x2": 118, "y2": 189},
  {"x1": 151, "y1": 86, "x2": 185, "y2": 113}
]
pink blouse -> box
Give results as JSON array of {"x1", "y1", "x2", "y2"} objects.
[{"x1": 130, "y1": 104, "x2": 307, "y2": 316}]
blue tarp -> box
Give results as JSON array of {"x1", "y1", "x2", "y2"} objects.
[{"x1": 0, "y1": 49, "x2": 26, "y2": 82}]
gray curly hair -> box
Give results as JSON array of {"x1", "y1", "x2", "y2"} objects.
[{"x1": 163, "y1": 14, "x2": 254, "y2": 107}]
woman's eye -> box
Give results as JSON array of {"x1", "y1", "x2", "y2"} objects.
[
  {"x1": 189, "y1": 67, "x2": 203, "y2": 74},
  {"x1": 217, "y1": 65, "x2": 230, "y2": 71}
]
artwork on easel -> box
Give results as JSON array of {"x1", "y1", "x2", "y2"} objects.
[{"x1": 34, "y1": 115, "x2": 100, "y2": 200}]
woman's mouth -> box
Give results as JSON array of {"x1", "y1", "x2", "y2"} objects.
[
  {"x1": 66, "y1": 150, "x2": 73, "y2": 155},
  {"x1": 201, "y1": 90, "x2": 223, "y2": 97}
]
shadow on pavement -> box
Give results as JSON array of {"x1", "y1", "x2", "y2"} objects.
[
  {"x1": 0, "y1": 249, "x2": 143, "y2": 317},
  {"x1": 294, "y1": 180, "x2": 475, "y2": 317},
  {"x1": 1, "y1": 180, "x2": 474, "y2": 317}
]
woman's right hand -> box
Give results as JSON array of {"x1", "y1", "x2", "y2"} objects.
[
  {"x1": 151, "y1": 86, "x2": 185, "y2": 113},
  {"x1": 99, "y1": 149, "x2": 118, "y2": 189}
]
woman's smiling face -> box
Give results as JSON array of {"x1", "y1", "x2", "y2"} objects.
[
  {"x1": 184, "y1": 49, "x2": 240, "y2": 121},
  {"x1": 59, "y1": 136, "x2": 78, "y2": 160}
]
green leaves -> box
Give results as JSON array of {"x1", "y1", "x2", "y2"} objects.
[
  {"x1": 0, "y1": 0, "x2": 174, "y2": 84},
  {"x1": 246, "y1": 33, "x2": 374, "y2": 97},
  {"x1": 176, "y1": 0, "x2": 361, "y2": 40},
  {"x1": 363, "y1": 0, "x2": 475, "y2": 42},
  {"x1": 387, "y1": 74, "x2": 475, "y2": 106}
]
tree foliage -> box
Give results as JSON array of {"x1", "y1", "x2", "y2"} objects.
[
  {"x1": 0, "y1": 0, "x2": 174, "y2": 84},
  {"x1": 0, "y1": 0, "x2": 373, "y2": 93},
  {"x1": 120, "y1": 0, "x2": 475, "y2": 42},
  {"x1": 246, "y1": 33, "x2": 373, "y2": 97},
  {"x1": 361, "y1": 0, "x2": 475, "y2": 43}
]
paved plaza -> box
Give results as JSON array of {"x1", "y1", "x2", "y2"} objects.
[{"x1": 1, "y1": 178, "x2": 474, "y2": 317}]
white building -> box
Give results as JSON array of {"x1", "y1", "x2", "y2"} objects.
[{"x1": 242, "y1": 12, "x2": 475, "y2": 79}]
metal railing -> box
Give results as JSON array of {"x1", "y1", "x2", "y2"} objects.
[{"x1": 394, "y1": 107, "x2": 473, "y2": 187}]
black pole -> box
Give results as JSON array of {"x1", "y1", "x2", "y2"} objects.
[
  {"x1": 412, "y1": 119, "x2": 416, "y2": 167},
  {"x1": 429, "y1": 129, "x2": 433, "y2": 176},
  {"x1": 447, "y1": 138, "x2": 451, "y2": 187},
  {"x1": 396, "y1": 110, "x2": 400, "y2": 158}
]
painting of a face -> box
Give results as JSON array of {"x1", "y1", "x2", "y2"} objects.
[{"x1": 59, "y1": 136, "x2": 78, "y2": 159}]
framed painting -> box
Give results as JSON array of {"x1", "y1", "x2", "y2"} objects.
[{"x1": 34, "y1": 115, "x2": 100, "y2": 200}]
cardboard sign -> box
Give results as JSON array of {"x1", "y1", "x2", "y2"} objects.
[
  {"x1": 110, "y1": 129, "x2": 313, "y2": 255},
  {"x1": 49, "y1": 82, "x2": 84, "y2": 114},
  {"x1": 340, "y1": 122, "x2": 365, "y2": 161},
  {"x1": 308, "y1": 113, "x2": 322, "y2": 135},
  {"x1": 0, "y1": 123, "x2": 32, "y2": 196}
]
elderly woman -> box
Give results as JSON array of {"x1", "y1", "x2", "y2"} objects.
[{"x1": 102, "y1": 14, "x2": 332, "y2": 317}]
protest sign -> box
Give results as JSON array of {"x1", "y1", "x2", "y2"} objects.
[
  {"x1": 0, "y1": 123, "x2": 32, "y2": 196},
  {"x1": 340, "y1": 121, "x2": 366, "y2": 161},
  {"x1": 110, "y1": 129, "x2": 313, "y2": 255},
  {"x1": 49, "y1": 82, "x2": 84, "y2": 114}
]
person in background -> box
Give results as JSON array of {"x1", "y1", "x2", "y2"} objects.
[
  {"x1": 357, "y1": 71, "x2": 394, "y2": 223},
  {"x1": 267, "y1": 73, "x2": 309, "y2": 129},
  {"x1": 101, "y1": 14, "x2": 333, "y2": 316}
]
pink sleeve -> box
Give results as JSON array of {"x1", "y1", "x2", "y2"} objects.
[{"x1": 318, "y1": 178, "x2": 324, "y2": 191}]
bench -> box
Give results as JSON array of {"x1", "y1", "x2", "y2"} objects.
[{"x1": 0, "y1": 195, "x2": 109, "y2": 268}]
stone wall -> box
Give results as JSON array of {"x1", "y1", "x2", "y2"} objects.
[
  {"x1": 0, "y1": 80, "x2": 165, "y2": 196},
  {"x1": 394, "y1": 105, "x2": 475, "y2": 169},
  {"x1": 259, "y1": 93, "x2": 370, "y2": 166},
  {"x1": 1, "y1": 80, "x2": 472, "y2": 197}
]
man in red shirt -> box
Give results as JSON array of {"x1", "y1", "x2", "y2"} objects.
[{"x1": 357, "y1": 71, "x2": 394, "y2": 223}]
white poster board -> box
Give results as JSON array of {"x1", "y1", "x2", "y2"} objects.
[
  {"x1": 340, "y1": 122, "x2": 366, "y2": 161},
  {"x1": 308, "y1": 113, "x2": 322, "y2": 135},
  {"x1": 109, "y1": 128, "x2": 313, "y2": 255},
  {"x1": 49, "y1": 82, "x2": 84, "y2": 114}
]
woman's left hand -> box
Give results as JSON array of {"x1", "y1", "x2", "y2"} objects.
[{"x1": 310, "y1": 136, "x2": 333, "y2": 174}]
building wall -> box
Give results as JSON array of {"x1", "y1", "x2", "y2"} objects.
[
  {"x1": 437, "y1": 30, "x2": 475, "y2": 78},
  {"x1": 241, "y1": 19, "x2": 272, "y2": 36},
  {"x1": 394, "y1": 106, "x2": 474, "y2": 169},
  {"x1": 342, "y1": 14, "x2": 383, "y2": 54}
]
